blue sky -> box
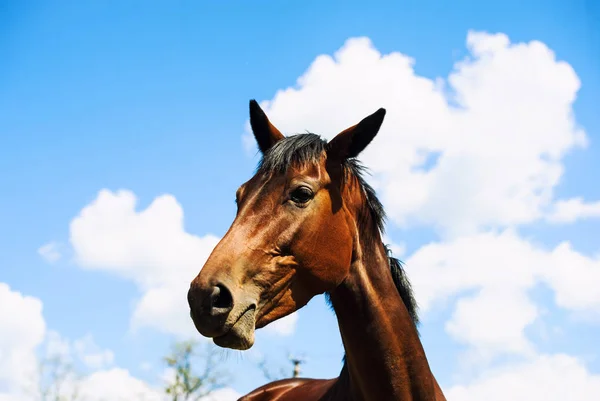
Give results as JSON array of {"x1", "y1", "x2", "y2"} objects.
[{"x1": 2, "y1": 1, "x2": 600, "y2": 400}]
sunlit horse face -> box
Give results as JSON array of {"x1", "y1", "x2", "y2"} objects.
[{"x1": 188, "y1": 100, "x2": 386, "y2": 350}]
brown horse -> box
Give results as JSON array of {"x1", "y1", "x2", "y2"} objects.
[{"x1": 188, "y1": 100, "x2": 446, "y2": 401}]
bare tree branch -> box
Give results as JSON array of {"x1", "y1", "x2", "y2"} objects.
[
  {"x1": 257, "y1": 353, "x2": 307, "y2": 382},
  {"x1": 163, "y1": 340, "x2": 229, "y2": 401},
  {"x1": 38, "y1": 353, "x2": 81, "y2": 401}
]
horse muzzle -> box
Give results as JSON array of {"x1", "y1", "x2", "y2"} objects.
[{"x1": 188, "y1": 280, "x2": 257, "y2": 350}]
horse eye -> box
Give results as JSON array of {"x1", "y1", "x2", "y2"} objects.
[{"x1": 290, "y1": 186, "x2": 314, "y2": 204}]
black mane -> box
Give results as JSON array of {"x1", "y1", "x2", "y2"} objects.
[{"x1": 258, "y1": 133, "x2": 419, "y2": 327}]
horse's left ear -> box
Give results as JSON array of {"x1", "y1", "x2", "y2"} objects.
[{"x1": 327, "y1": 108, "x2": 386, "y2": 160}]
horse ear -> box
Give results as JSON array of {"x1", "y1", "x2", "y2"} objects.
[
  {"x1": 327, "y1": 108, "x2": 386, "y2": 160},
  {"x1": 249, "y1": 99, "x2": 285, "y2": 154}
]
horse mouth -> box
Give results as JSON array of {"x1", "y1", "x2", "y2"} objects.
[{"x1": 213, "y1": 305, "x2": 257, "y2": 350}]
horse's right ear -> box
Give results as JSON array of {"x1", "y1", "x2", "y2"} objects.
[
  {"x1": 249, "y1": 100, "x2": 285, "y2": 154},
  {"x1": 327, "y1": 108, "x2": 386, "y2": 161}
]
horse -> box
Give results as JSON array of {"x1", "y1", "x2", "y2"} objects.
[{"x1": 188, "y1": 100, "x2": 447, "y2": 401}]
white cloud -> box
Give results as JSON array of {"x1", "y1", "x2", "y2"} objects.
[
  {"x1": 77, "y1": 368, "x2": 164, "y2": 401},
  {"x1": 406, "y1": 230, "x2": 539, "y2": 314},
  {"x1": 246, "y1": 31, "x2": 589, "y2": 237},
  {"x1": 446, "y1": 353, "x2": 600, "y2": 401},
  {"x1": 48, "y1": 365, "x2": 240, "y2": 401},
  {"x1": 69, "y1": 189, "x2": 301, "y2": 338},
  {"x1": 39, "y1": 332, "x2": 241, "y2": 401},
  {"x1": 244, "y1": 32, "x2": 600, "y2": 378},
  {"x1": 0, "y1": 283, "x2": 46, "y2": 400},
  {"x1": 540, "y1": 241, "x2": 600, "y2": 315},
  {"x1": 70, "y1": 189, "x2": 217, "y2": 288},
  {"x1": 445, "y1": 287, "x2": 538, "y2": 361},
  {"x1": 130, "y1": 285, "x2": 203, "y2": 337},
  {"x1": 73, "y1": 334, "x2": 115, "y2": 370},
  {"x1": 69, "y1": 189, "x2": 221, "y2": 337},
  {"x1": 263, "y1": 312, "x2": 298, "y2": 336},
  {"x1": 546, "y1": 197, "x2": 600, "y2": 223},
  {"x1": 43, "y1": 330, "x2": 72, "y2": 361},
  {"x1": 37, "y1": 242, "x2": 62, "y2": 263},
  {"x1": 404, "y1": 230, "x2": 600, "y2": 363},
  {"x1": 0, "y1": 284, "x2": 122, "y2": 400},
  {"x1": 0, "y1": 282, "x2": 238, "y2": 401},
  {"x1": 39, "y1": 331, "x2": 151, "y2": 401},
  {"x1": 43, "y1": 331, "x2": 115, "y2": 371},
  {"x1": 72, "y1": 362, "x2": 241, "y2": 401}
]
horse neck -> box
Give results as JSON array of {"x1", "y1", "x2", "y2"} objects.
[{"x1": 328, "y1": 233, "x2": 437, "y2": 401}]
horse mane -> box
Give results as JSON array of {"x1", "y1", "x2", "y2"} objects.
[{"x1": 257, "y1": 133, "x2": 419, "y2": 328}]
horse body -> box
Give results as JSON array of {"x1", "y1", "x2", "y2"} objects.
[
  {"x1": 188, "y1": 100, "x2": 446, "y2": 401},
  {"x1": 240, "y1": 377, "x2": 336, "y2": 400},
  {"x1": 241, "y1": 376, "x2": 446, "y2": 401}
]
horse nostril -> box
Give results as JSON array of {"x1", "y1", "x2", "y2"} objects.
[{"x1": 210, "y1": 284, "x2": 233, "y2": 310}]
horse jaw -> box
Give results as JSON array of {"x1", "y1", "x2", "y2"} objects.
[{"x1": 212, "y1": 305, "x2": 257, "y2": 350}]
